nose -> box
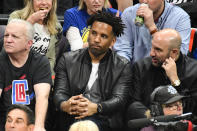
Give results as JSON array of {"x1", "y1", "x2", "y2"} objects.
[
  {"x1": 94, "y1": 35, "x2": 101, "y2": 43},
  {"x1": 10, "y1": 121, "x2": 15, "y2": 128},
  {"x1": 4, "y1": 35, "x2": 13, "y2": 42},
  {"x1": 150, "y1": 48, "x2": 155, "y2": 57}
]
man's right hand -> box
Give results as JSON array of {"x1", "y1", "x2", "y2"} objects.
[
  {"x1": 60, "y1": 95, "x2": 82, "y2": 115},
  {"x1": 27, "y1": 10, "x2": 48, "y2": 24},
  {"x1": 136, "y1": 4, "x2": 157, "y2": 33}
]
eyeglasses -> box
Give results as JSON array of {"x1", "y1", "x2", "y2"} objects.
[{"x1": 164, "y1": 101, "x2": 183, "y2": 111}]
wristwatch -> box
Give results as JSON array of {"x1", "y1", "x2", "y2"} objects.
[
  {"x1": 97, "y1": 104, "x2": 102, "y2": 114},
  {"x1": 172, "y1": 79, "x2": 181, "y2": 87}
]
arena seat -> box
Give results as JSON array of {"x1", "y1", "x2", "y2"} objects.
[{"x1": 188, "y1": 28, "x2": 197, "y2": 59}]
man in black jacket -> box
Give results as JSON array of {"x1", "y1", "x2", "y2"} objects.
[
  {"x1": 53, "y1": 12, "x2": 132, "y2": 131},
  {"x1": 127, "y1": 29, "x2": 197, "y2": 126}
]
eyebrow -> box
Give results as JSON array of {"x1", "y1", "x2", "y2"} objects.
[{"x1": 7, "y1": 116, "x2": 25, "y2": 121}]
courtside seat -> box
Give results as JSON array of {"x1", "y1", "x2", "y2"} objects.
[{"x1": 188, "y1": 28, "x2": 197, "y2": 59}]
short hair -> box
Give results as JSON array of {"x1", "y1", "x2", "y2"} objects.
[
  {"x1": 78, "y1": 0, "x2": 109, "y2": 10},
  {"x1": 8, "y1": 19, "x2": 35, "y2": 41},
  {"x1": 6, "y1": 104, "x2": 35, "y2": 125},
  {"x1": 87, "y1": 11, "x2": 125, "y2": 37},
  {"x1": 69, "y1": 120, "x2": 99, "y2": 131}
]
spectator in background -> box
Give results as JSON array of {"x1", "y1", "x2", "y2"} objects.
[
  {"x1": 127, "y1": 29, "x2": 197, "y2": 130},
  {"x1": 63, "y1": 0, "x2": 120, "y2": 51},
  {"x1": 0, "y1": 0, "x2": 24, "y2": 14},
  {"x1": 109, "y1": 0, "x2": 133, "y2": 12},
  {"x1": 8, "y1": 0, "x2": 62, "y2": 78},
  {"x1": 113, "y1": 0, "x2": 191, "y2": 64},
  {"x1": 54, "y1": 12, "x2": 131, "y2": 131},
  {"x1": 0, "y1": 19, "x2": 51, "y2": 131},
  {"x1": 5, "y1": 104, "x2": 35, "y2": 131},
  {"x1": 69, "y1": 120, "x2": 99, "y2": 131}
]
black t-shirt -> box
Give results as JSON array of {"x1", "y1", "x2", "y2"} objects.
[{"x1": 0, "y1": 50, "x2": 52, "y2": 118}]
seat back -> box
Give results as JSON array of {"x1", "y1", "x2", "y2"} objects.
[
  {"x1": 188, "y1": 28, "x2": 197, "y2": 59},
  {"x1": 0, "y1": 25, "x2": 6, "y2": 52}
]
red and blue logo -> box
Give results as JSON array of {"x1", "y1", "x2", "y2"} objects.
[{"x1": 12, "y1": 80, "x2": 30, "y2": 105}]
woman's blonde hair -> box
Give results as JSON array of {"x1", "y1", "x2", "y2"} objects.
[
  {"x1": 16, "y1": 0, "x2": 58, "y2": 35},
  {"x1": 69, "y1": 120, "x2": 99, "y2": 131},
  {"x1": 78, "y1": 0, "x2": 109, "y2": 10}
]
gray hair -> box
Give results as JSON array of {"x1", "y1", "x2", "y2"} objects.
[{"x1": 8, "y1": 19, "x2": 35, "y2": 40}]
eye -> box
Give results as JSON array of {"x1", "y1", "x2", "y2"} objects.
[
  {"x1": 101, "y1": 34, "x2": 107, "y2": 39},
  {"x1": 6, "y1": 117, "x2": 12, "y2": 123},
  {"x1": 92, "y1": 31, "x2": 97, "y2": 36}
]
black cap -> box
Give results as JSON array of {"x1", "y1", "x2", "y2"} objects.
[{"x1": 151, "y1": 85, "x2": 185, "y2": 105}]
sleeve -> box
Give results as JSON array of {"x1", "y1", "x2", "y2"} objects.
[
  {"x1": 129, "y1": 62, "x2": 142, "y2": 102},
  {"x1": 8, "y1": 11, "x2": 21, "y2": 23},
  {"x1": 113, "y1": 8, "x2": 134, "y2": 61},
  {"x1": 100, "y1": 62, "x2": 132, "y2": 115},
  {"x1": 63, "y1": 9, "x2": 79, "y2": 35},
  {"x1": 66, "y1": 26, "x2": 84, "y2": 51},
  {"x1": 53, "y1": 55, "x2": 71, "y2": 109},
  {"x1": 174, "y1": 10, "x2": 191, "y2": 55},
  {"x1": 33, "y1": 56, "x2": 52, "y2": 85},
  {"x1": 0, "y1": 64, "x2": 4, "y2": 90}
]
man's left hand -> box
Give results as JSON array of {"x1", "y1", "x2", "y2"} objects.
[
  {"x1": 75, "y1": 97, "x2": 97, "y2": 119},
  {"x1": 162, "y1": 57, "x2": 179, "y2": 83}
]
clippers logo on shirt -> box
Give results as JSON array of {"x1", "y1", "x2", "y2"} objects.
[{"x1": 12, "y1": 80, "x2": 30, "y2": 105}]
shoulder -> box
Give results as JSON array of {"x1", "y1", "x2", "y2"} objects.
[
  {"x1": 134, "y1": 57, "x2": 152, "y2": 71},
  {"x1": 9, "y1": 10, "x2": 22, "y2": 20},
  {"x1": 183, "y1": 55, "x2": 197, "y2": 68},
  {"x1": 113, "y1": 51, "x2": 130, "y2": 65},
  {"x1": 61, "y1": 49, "x2": 87, "y2": 62},
  {"x1": 0, "y1": 50, "x2": 7, "y2": 63},
  {"x1": 64, "y1": 6, "x2": 81, "y2": 15},
  {"x1": 30, "y1": 50, "x2": 50, "y2": 65},
  {"x1": 166, "y1": 3, "x2": 189, "y2": 17}
]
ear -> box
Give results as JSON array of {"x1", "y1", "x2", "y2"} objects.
[
  {"x1": 27, "y1": 124, "x2": 34, "y2": 131},
  {"x1": 26, "y1": 40, "x2": 33, "y2": 50},
  {"x1": 110, "y1": 36, "x2": 116, "y2": 48},
  {"x1": 170, "y1": 48, "x2": 178, "y2": 59}
]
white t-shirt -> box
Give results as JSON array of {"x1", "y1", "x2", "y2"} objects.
[
  {"x1": 87, "y1": 63, "x2": 99, "y2": 90},
  {"x1": 31, "y1": 23, "x2": 50, "y2": 55}
]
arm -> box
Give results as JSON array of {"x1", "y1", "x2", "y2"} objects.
[
  {"x1": 100, "y1": 62, "x2": 132, "y2": 115},
  {"x1": 174, "y1": 13, "x2": 191, "y2": 55},
  {"x1": 113, "y1": 9, "x2": 134, "y2": 61},
  {"x1": 53, "y1": 55, "x2": 71, "y2": 110},
  {"x1": 33, "y1": 83, "x2": 50, "y2": 131},
  {"x1": 0, "y1": 89, "x2": 2, "y2": 97},
  {"x1": 66, "y1": 27, "x2": 85, "y2": 51}
]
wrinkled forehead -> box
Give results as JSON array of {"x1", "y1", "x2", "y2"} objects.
[{"x1": 5, "y1": 23, "x2": 27, "y2": 36}]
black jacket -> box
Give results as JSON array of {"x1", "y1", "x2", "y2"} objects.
[
  {"x1": 130, "y1": 53, "x2": 197, "y2": 118},
  {"x1": 53, "y1": 48, "x2": 132, "y2": 128}
]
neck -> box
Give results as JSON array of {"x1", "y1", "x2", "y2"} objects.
[
  {"x1": 8, "y1": 51, "x2": 29, "y2": 68},
  {"x1": 88, "y1": 50, "x2": 106, "y2": 63},
  {"x1": 153, "y1": 1, "x2": 165, "y2": 21}
]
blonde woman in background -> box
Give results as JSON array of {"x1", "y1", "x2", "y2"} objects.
[
  {"x1": 63, "y1": 0, "x2": 121, "y2": 51},
  {"x1": 69, "y1": 120, "x2": 99, "y2": 131},
  {"x1": 8, "y1": 0, "x2": 62, "y2": 79}
]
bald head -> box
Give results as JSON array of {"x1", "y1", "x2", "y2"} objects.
[{"x1": 154, "y1": 29, "x2": 182, "y2": 51}]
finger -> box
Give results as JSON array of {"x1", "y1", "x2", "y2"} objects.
[
  {"x1": 116, "y1": 10, "x2": 120, "y2": 17},
  {"x1": 78, "y1": 102, "x2": 88, "y2": 107}
]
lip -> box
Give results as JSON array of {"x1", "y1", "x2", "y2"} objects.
[
  {"x1": 93, "y1": 5, "x2": 101, "y2": 8},
  {"x1": 39, "y1": 7, "x2": 48, "y2": 10},
  {"x1": 4, "y1": 44, "x2": 13, "y2": 48},
  {"x1": 151, "y1": 58, "x2": 158, "y2": 63}
]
